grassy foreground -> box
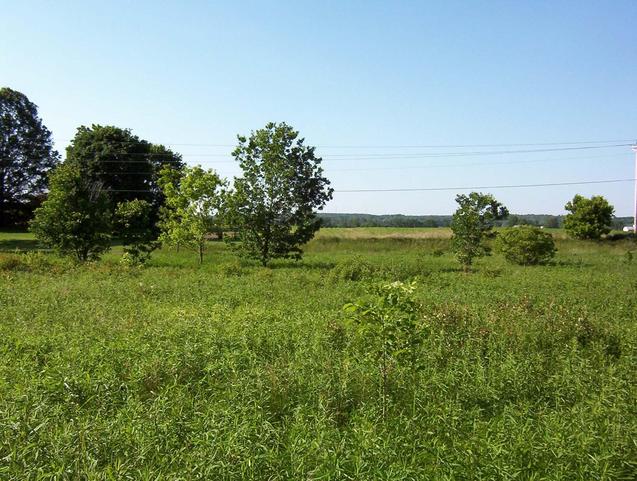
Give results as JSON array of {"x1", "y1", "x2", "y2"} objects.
[{"x1": 1, "y1": 230, "x2": 636, "y2": 480}]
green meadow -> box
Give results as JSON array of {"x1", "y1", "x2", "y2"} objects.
[{"x1": 1, "y1": 229, "x2": 636, "y2": 480}]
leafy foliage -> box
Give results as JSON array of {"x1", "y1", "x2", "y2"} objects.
[
  {"x1": 345, "y1": 281, "x2": 425, "y2": 416},
  {"x1": 115, "y1": 199, "x2": 158, "y2": 265},
  {"x1": 158, "y1": 165, "x2": 226, "y2": 264},
  {"x1": 564, "y1": 194, "x2": 614, "y2": 240},
  {"x1": 29, "y1": 163, "x2": 111, "y2": 261},
  {"x1": 450, "y1": 192, "x2": 508, "y2": 270},
  {"x1": 65, "y1": 124, "x2": 184, "y2": 217},
  {"x1": 496, "y1": 226, "x2": 557, "y2": 265},
  {"x1": 224, "y1": 122, "x2": 333, "y2": 266},
  {"x1": 0, "y1": 87, "x2": 59, "y2": 227}
]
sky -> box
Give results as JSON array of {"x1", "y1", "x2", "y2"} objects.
[{"x1": 2, "y1": 0, "x2": 636, "y2": 216}]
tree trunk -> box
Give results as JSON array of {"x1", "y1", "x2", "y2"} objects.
[{"x1": 198, "y1": 242, "x2": 203, "y2": 265}]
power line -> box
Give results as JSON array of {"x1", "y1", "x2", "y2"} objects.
[
  {"x1": 335, "y1": 178, "x2": 635, "y2": 193},
  {"x1": 103, "y1": 178, "x2": 635, "y2": 193},
  {"x1": 89, "y1": 152, "x2": 628, "y2": 175},
  {"x1": 55, "y1": 138, "x2": 634, "y2": 148},
  {"x1": 56, "y1": 143, "x2": 631, "y2": 163}
]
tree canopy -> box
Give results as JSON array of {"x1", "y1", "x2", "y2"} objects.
[
  {"x1": 563, "y1": 194, "x2": 614, "y2": 240},
  {"x1": 224, "y1": 122, "x2": 333, "y2": 266},
  {"x1": 65, "y1": 125, "x2": 184, "y2": 216},
  {"x1": 30, "y1": 163, "x2": 111, "y2": 261},
  {"x1": 158, "y1": 165, "x2": 226, "y2": 264},
  {"x1": 451, "y1": 192, "x2": 508, "y2": 270},
  {"x1": 0, "y1": 87, "x2": 59, "y2": 227}
]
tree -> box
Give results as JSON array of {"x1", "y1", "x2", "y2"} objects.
[
  {"x1": 563, "y1": 194, "x2": 614, "y2": 240},
  {"x1": 157, "y1": 165, "x2": 226, "y2": 264},
  {"x1": 0, "y1": 87, "x2": 60, "y2": 227},
  {"x1": 115, "y1": 199, "x2": 158, "y2": 265},
  {"x1": 496, "y1": 226, "x2": 556, "y2": 265},
  {"x1": 224, "y1": 122, "x2": 333, "y2": 266},
  {"x1": 30, "y1": 163, "x2": 111, "y2": 261},
  {"x1": 450, "y1": 192, "x2": 508, "y2": 271},
  {"x1": 65, "y1": 125, "x2": 184, "y2": 218}
]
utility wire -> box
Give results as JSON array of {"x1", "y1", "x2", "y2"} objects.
[
  {"x1": 89, "y1": 152, "x2": 628, "y2": 175},
  {"x1": 336, "y1": 179, "x2": 635, "y2": 193},
  {"x1": 56, "y1": 138, "x2": 634, "y2": 148},
  {"x1": 104, "y1": 178, "x2": 635, "y2": 193},
  {"x1": 57, "y1": 143, "x2": 631, "y2": 162}
]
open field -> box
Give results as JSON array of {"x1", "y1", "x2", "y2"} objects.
[{"x1": 1, "y1": 229, "x2": 636, "y2": 479}]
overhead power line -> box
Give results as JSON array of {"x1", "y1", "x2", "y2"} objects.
[
  {"x1": 335, "y1": 179, "x2": 636, "y2": 193},
  {"x1": 57, "y1": 143, "x2": 631, "y2": 163},
  {"x1": 56, "y1": 138, "x2": 634, "y2": 149},
  {"x1": 104, "y1": 178, "x2": 635, "y2": 193}
]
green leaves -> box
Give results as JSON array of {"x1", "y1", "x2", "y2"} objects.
[
  {"x1": 0, "y1": 88, "x2": 60, "y2": 227},
  {"x1": 29, "y1": 163, "x2": 112, "y2": 261},
  {"x1": 224, "y1": 122, "x2": 333, "y2": 266},
  {"x1": 157, "y1": 165, "x2": 226, "y2": 264},
  {"x1": 564, "y1": 194, "x2": 615, "y2": 240},
  {"x1": 496, "y1": 226, "x2": 557, "y2": 265},
  {"x1": 451, "y1": 192, "x2": 508, "y2": 270}
]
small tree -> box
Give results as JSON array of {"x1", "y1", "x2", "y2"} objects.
[
  {"x1": 564, "y1": 194, "x2": 614, "y2": 240},
  {"x1": 345, "y1": 281, "x2": 424, "y2": 418},
  {"x1": 224, "y1": 122, "x2": 333, "y2": 266},
  {"x1": 450, "y1": 192, "x2": 508, "y2": 271},
  {"x1": 157, "y1": 165, "x2": 225, "y2": 264},
  {"x1": 115, "y1": 199, "x2": 158, "y2": 265},
  {"x1": 30, "y1": 163, "x2": 111, "y2": 261},
  {"x1": 496, "y1": 226, "x2": 556, "y2": 265}
]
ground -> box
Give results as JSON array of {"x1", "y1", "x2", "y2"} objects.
[{"x1": 0, "y1": 229, "x2": 635, "y2": 480}]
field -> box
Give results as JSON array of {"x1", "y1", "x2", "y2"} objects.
[{"x1": 1, "y1": 229, "x2": 636, "y2": 480}]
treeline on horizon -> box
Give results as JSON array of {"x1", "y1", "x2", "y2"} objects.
[{"x1": 318, "y1": 212, "x2": 633, "y2": 229}]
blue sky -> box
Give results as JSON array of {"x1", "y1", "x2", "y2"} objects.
[{"x1": 2, "y1": 1, "x2": 636, "y2": 215}]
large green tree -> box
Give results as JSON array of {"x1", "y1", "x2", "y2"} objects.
[
  {"x1": 451, "y1": 192, "x2": 508, "y2": 271},
  {"x1": 224, "y1": 122, "x2": 333, "y2": 266},
  {"x1": 30, "y1": 163, "x2": 112, "y2": 261},
  {"x1": 65, "y1": 125, "x2": 184, "y2": 218},
  {"x1": 563, "y1": 194, "x2": 614, "y2": 240},
  {"x1": 0, "y1": 87, "x2": 59, "y2": 227}
]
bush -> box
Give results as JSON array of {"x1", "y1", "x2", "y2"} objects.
[
  {"x1": 329, "y1": 256, "x2": 376, "y2": 282},
  {"x1": 496, "y1": 226, "x2": 556, "y2": 265}
]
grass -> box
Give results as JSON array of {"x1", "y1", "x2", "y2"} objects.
[{"x1": 1, "y1": 230, "x2": 636, "y2": 479}]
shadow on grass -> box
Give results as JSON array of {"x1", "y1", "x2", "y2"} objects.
[
  {"x1": 267, "y1": 260, "x2": 336, "y2": 270},
  {"x1": 0, "y1": 238, "x2": 42, "y2": 252}
]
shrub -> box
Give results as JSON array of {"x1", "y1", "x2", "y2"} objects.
[
  {"x1": 30, "y1": 163, "x2": 111, "y2": 261},
  {"x1": 115, "y1": 199, "x2": 158, "y2": 265},
  {"x1": 329, "y1": 256, "x2": 376, "y2": 282},
  {"x1": 496, "y1": 226, "x2": 556, "y2": 265},
  {"x1": 564, "y1": 194, "x2": 614, "y2": 240},
  {"x1": 344, "y1": 281, "x2": 426, "y2": 416}
]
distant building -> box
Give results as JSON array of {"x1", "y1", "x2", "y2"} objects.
[{"x1": 623, "y1": 226, "x2": 635, "y2": 232}]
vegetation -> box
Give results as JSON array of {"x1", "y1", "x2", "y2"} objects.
[
  {"x1": 29, "y1": 163, "x2": 111, "y2": 261},
  {"x1": 496, "y1": 226, "x2": 557, "y2": 265},
  {"x1": 158, "y1": 165, "x2": 226, "y2": 264},
  {"x1": 225, "y1": 122, "x2": 333, "y2": 266},
  {"x1": 115, "y1": 199, "x2": 158, "y2": 265},
  {"x1": 65, "y1": 124, "x2": 184, "y2": 218},
  {"x1": 0, "y1": 230, "x2": 635, "y2": 479},
  {"x1": 564, "y1": 194, "x2": 615, "y2": 240},
  {"x1": 450, "y1": 192, "x2": 508, "y2": 270},
  {"x1": 0, "y1": 87, "x2": 59, "y2": 227}
]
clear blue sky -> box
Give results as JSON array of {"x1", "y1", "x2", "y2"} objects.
[{"x1": 2, "y1": 1, "x2": 636, "y2": 215}]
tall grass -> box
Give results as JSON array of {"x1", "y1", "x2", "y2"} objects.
[{"x1": 0, "y1": 232, "x2": 635, "y2": 479}]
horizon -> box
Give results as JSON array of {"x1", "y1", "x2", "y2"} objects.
[{"x1": 2, "y1": 1, "x2": 636, "y2": 216}]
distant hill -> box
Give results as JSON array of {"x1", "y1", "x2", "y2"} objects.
[{"x1": 319, "y1": 213, "x2": 633, "y2": 229}]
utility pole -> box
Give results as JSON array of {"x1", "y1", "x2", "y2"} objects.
[{"x1": 634, "y1": 143, "x2": 637, "y2": 233}]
